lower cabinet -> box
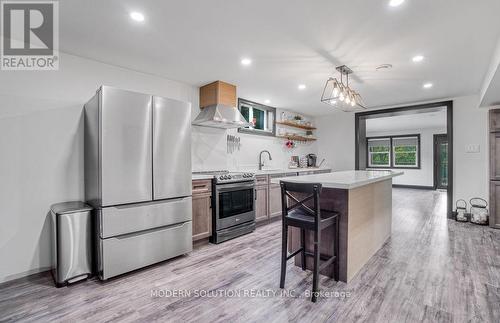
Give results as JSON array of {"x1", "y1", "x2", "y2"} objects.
[
  {"x1": 269, "y1": 183, "x2": 282, "y2": 219},
  {"x1": 255, "y1": 184, "x2": 269, "y2": 223},
  {"x1": 490, "y1": 182, "x2": 500, "y2": 229},
  {"x1": 192, "y1": 180, "x2": 212, "y2": 241}
]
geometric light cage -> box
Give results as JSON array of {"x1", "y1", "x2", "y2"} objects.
[{"x1": 320, "y1": 65, "x2": 367, "y2": 111}]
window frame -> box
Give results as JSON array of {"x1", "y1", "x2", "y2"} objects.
[
  {"x1": 237, "y1": 98, "x2": 276, "y2": 137},
  {"x1": 366, "y1": 134, "x2": 421, "y2": 169},
  {"x1": 367, "y1": 137, "x2": 391, "y2": 168}
]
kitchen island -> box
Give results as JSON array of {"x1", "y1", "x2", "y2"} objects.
[{"x1": 271, "y1": 170, "x2": 402, "y2": 282}]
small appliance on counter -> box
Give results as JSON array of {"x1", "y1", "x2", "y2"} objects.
[
  {"x1": 289, "y1": 156, "x2": 299, "y2": 168},
  {"x1": 50, "y1": 202, "x2": 94, "y2": 287},
  {"x1": 306, "y1": 154, "x2": 317, "y2": 167},
  {"x1": 299, "y1": 156, "x2": 308, "y2": 168}
]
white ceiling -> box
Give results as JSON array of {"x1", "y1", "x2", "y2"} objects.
[
  {"x1": 59, "y1": 0, "x2": 500, "y2": 116},
  {"x1": 366, "y1": 107, "x2": 447, "y2": 133},
  {"x1": 480, "y1": 38, "x2": 500, "y2": 107}
]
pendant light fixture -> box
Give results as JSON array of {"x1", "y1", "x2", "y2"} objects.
[{"x1": 321, "y1": 65, "x2": 367, "y2": 111}]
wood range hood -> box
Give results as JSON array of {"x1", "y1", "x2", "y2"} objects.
[{"x1": 192, "y1": 81, "x2": 251, "y2": 129}]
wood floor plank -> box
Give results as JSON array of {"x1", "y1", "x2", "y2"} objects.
[{"x1": 1, "y1": 188, "x2": 499, "y2": 323}]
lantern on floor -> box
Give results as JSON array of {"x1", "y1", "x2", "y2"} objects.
[
  {"x1": 454, "y1": 199, "x2": 468, "y2": 222},
  {"x1": 469, "y1": 198, "x2": 489, "y2": 225}
]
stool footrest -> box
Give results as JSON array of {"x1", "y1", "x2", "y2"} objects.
[
  {"x1": 319, "y1": 255, "x2": 336, "y2": 271},
  {"x1": 303, "y1": 251, "x2": 336, "y2": 271},
  {"x1": 286, "y1": 247, "x2": 304, "y2": 260},
  {"x1": 303, "y1": 251, "x2": 330, "y2": 260}
]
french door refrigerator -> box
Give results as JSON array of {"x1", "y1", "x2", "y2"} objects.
[{"x1": 84, "y1": 86, "x2": 192, "y2": 280}]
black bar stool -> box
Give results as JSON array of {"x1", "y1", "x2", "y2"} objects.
[{"x1": 279, "y1": 181, "x2": 339, "y2": 302}]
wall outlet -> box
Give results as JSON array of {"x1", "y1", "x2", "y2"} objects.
[{"x1": 465, "y1": 144, "x2": 480, "y2": 153}]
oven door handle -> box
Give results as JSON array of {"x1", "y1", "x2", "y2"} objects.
[{"x1": 216, "y1": 182, "x2": 255, "y2": 192}]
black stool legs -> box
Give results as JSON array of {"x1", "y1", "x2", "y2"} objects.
[
  {"x1": 311, "y1": 226, "x2": 320, "y2": 302},
  {"x1": 279, "y1": 181, "x2": 339, "y2": 303},
  {"x1": 300, "y1": 228, "x2": 306, "y2": 271},
  {"x1": 279, "y1": 221, "x2": 288, "y2": 289}
]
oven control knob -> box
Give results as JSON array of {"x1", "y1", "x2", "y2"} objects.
[
  {"x1": 219, "y1": 176, "x2": 224, "y2": 180},
  {"x1": 228, "y1": 175, "x2": 232, "y2": 179}
]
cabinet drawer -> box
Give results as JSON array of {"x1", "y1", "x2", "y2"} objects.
[
  {"x1": 99, "y1": 197, "x2": 192, "y2": 238},
  {"x1": 255, "y1": 175, "x2": 268, "y2": 186},
  {"x1": 192, "y1": 180, "x2": 212, "y2": 194},
  {"x1": 99, "y1": 221, "x2": 192, "y2": 280},
  {"x1": 269, "y1": 172, "x2": 297, "y2": 181}
]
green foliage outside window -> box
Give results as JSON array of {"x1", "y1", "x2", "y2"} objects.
[
  {"x1": 369, "y1": 145, "x2": 390, "y2": 166},
  {"x1": 368, "y1": 135, "x2": 419, "y2": 168},
  {"x1": 394, "y1": 145, "x2": 417, "y2": 166},
  {"x1": 370, "y1": 153, "x2": 389, "y2": 166}
]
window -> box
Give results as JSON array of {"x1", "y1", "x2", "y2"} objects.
[
  {"x1": 392, "y1": 137, "x2": 419, "y2": 168},
  {"x1": 368, "y1": 138, "x2": 391, "y2": 167},
  {"x1": 367, "y1": 134, "x2": 420, "y2": 169},
  {"x1": 238, "y1": 99, "x2": 276, "y2": 136}
]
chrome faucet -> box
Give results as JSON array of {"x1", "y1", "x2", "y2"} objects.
[{"x1": 259, "y1": 150, "x2": 272, "y2": 170}]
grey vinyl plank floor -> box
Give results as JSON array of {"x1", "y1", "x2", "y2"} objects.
[{"x1": 1, "y1": 188, "x2": 499, "y2": 322}]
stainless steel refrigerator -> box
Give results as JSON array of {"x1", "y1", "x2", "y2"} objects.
[{"x1": 84, "y1": 86, "x2": 192, "y2": 280}]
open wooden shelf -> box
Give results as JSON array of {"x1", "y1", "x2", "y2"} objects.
[
  {"x1": 276, "y1": 135, "x2": 317, "y2": 142},
  {"x1": 276, "y1": 121, "x2": 317, "y2": 130}
]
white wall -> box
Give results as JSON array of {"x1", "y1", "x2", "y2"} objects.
[
  {"x1": 366, "y1": 128, "x2": 447, "y2": 187},
  {"x1": 452, "y1": 95, "x2": 489, "y2": 203},
  {"x1": 315, "y1": 95, "x2": 490, "y2": 210},
  {"x1": 315, "y1": 111, "x2": 356, "y2": 171}
]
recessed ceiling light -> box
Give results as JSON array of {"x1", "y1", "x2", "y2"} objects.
[
  {"x1": 389, "y1": 0, "x2": 405, "y2": 7},
  {"x1": 130, "y1": 12, "x2": 145, "y2": 22},
  {"x1": 412, "y1": 55, "x2": 424, "y2": 63},
  {"x1": 264, "y1": 99, "x2": 271, "y2": 104},
  {"x1": 241, "y1": 58, "x2": 252, "y2": 66},
  {"x1": 298, "y1": 84, "x2": 306, "y2": 90},
  {"x1": 423, "y1": 82, "x2": 433, "y2": 89}
]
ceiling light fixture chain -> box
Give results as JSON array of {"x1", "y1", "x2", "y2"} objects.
[{"x1": 321, "y1": 65, "x2": 366, "y2": 111}]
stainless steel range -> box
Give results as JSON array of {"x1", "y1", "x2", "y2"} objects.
[{"x1": 193, "y1": 170, "x2": 256, "y2": 243}]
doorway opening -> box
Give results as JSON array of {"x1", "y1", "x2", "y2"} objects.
[{"x1": 355, "y1": 101, "x2": 453, "y2": 218}]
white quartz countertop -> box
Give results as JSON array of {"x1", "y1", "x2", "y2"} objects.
[
  {"x1": 254, "y1": 168, "x2": 331, "y2": 175},
  {"x1": 270, "y1": 170, "x2": 403, "y2": 189},
  {"x1": 192, "y1": 168, "x2": 332, "y2": 180}
]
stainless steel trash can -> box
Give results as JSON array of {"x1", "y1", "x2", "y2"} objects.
[{"x1": 50, "y1": 202, "x2": 94, "y2": 287}]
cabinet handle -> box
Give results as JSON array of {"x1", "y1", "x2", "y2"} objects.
[{"x1": 255, "y1": 189, "x2": 257, "y2": 200}]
